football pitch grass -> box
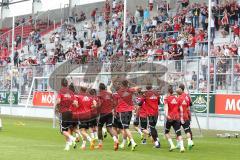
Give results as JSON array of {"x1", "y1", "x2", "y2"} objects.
[{"x1": 0, "y1": 116, "x2": 239, "y2": 160}]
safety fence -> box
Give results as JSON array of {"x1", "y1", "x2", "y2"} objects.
[{"x1": 0, "y1": 57, "x2": 239, "y2": 103}]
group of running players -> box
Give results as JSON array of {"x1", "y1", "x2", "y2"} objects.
[{"x1": 55, "y1": 78, "x2": 194, "y2": 153}]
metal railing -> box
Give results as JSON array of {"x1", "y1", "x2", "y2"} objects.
[{"x1": 0, "y1": 57, "x2": 239, "y2": 103}]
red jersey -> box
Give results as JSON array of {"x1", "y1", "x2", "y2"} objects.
[
  {"x1": 57, "y1": 87, "x2": 75, "y2": 113},
  {"x1": 144, "y1": 90, "x2": 159, "y2": 116},
  {"x1": 139, "y1": 101, "x2": 148, "y2": 118},
  {"x1": 98, "y1": 90, "x2": 114, "y2": 114},
  {"x1": 189, "y1": 37, "x2": 196, "y2": 48},
  {"x1": 174, "y1": 23, "x2": 181, "y2": 32},
  {"x1": 135, "y1": 95, "x2": 145, "y2": 116},
  {"x1": 164, "y1": 95, "x2": 180, "y2": 120},
  {"x1": 91, "y1": 95, "x2": 99, "y2": 118},
  {"x1": 181, "y1": 92, "x2": 191, "y2": 117},
  {"x1": 181, "y1": 92, "x2": 191, "y2": 106},
  {"x1": 74, "y1": 93, "x2": 94, "y2": 120},
  {"x1": 114, "y1": 87, "x2": 135, "y2": 113},
  {"x1": 178, "y1": 94, "x2": 190, "y2": 120}
]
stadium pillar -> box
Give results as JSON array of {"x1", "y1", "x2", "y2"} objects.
[
  {"x1": 69, "y1": 0, "x2": 73, "y2": 18},
  {"x1": 206, "y1": 0, "x2": 212, "y2": 130},
  {"x1": 0, "y1": 0, "x2": 10, "y2": 28},
  {"x1": 123, "y1": 0, "x2": 127, "y2": 54},
  {"x1": 10, "y1": 15, "x2": 15, "y2": 115}
]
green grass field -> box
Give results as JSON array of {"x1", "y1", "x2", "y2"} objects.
[{"x1": 0, "y1": 116, "x2": 239, "y2": 160}]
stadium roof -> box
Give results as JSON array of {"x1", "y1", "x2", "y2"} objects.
[{"x1": 0, "y1": 0, "x2": 105, "y2": 17}]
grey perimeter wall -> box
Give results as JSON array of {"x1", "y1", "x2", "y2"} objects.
[{"x1": 1, "y1": 105, "x2": 240, "y2": 131}]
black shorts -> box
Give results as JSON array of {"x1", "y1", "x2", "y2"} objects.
[
  {"x1": 181, "y1": 120, "x2": 191, "y2": 134},
  {"x1": 165, "y1": 119, "x2": 181, "y2": 136},
  {"x1": 88, "y1": 118, "x2": 97, "y2": 128},
  {"x1": 113, "y1": 117, "x2": 121, "y2": 129},
  {"x1": 79, "y1": 121, "x2": 89, "y2": 129},
  {"x1": 133, "y1": 116, "x2": 140, "y2": 126},
  {"x1": 98, "y1": 113, "x2": 114, "y2": 128},
  {"x1": 117, "y1": 111, "x2": 132, "y2": 129},
  {"x1": 60, "y1": 111, "x2": 73, "y2": 133},
  {"x1": 140, "y1": 117, "x2": 148, "y2": 130},
  {"x1": 148, "y1": 116, "x2": 158, "y2": 128}
]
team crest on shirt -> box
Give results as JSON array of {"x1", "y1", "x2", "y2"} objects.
[
  {"x1": 171, "y1": 98, "x2": 178, "y2": 104},
  {"x1": 182, "y1": 100, "x2": 187, "y2": 105},
  {"x1": 150, "y1": 95, "x2": 157, "y2": 99},
  {"x1": 63, "y1": 93, "x2": 71, "y2": 98},
  {"x1": 83, "y1": 96, "x2": 90, "y2": 101},
  {"x1": 105, "y1": 95, "x2": 111, "y2": 99},
  {"x1": 122, "y1": 92, "x2": 130, "y2": 97}
]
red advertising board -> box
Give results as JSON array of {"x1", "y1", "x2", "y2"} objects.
[
  {"x1": 32, "y1": 92, "x2": 55, "y2": 107},
  {"x1": 215, "y1": 94, "x2": 240, "y2": 115}
]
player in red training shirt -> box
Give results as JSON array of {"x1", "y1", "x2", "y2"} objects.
[
  {"x1": 164, "y1": 85, "x2": 185, "y2": 152},
  {"x1": 144, "y1": 84, "x2": 161, "y2": 148},
  {"x1": 97, "y1": 83, "x2": 119, "y2": 150},
  {"x1": 179, "y1": 84, "x2": 193, "y2": 140},
  {"x1": 75, "y1": 84, "x2": 97, "y2": 150},
  {"x1": 114, "y1": 80, "x2": 138, "y2": 151},
  {"x1": 136, "y1": 90, "x2": 149, "y2": 144},
  {"x1": 133, "y1": 90, "x2": 146, "y2": 143},
  {"x1": 88, "y1": 89, "x2": 99, "y2": 143},
  {"x1": 176, "y1": 88, "x2": 194, "y2": 150},
  {"x1": 55, "y1": 79, "x2": 77, "y2": 151}
]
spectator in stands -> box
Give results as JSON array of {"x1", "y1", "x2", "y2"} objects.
[
  {"x1": 191, "y1": 71, "x2": 197, "y2": 89},
  {"x1": 192, "y1": 4, "x2": 200, "y2": 28},
  {"x1": 201, "y1": 53, "x2": 208, "y2": 81},
  {"x1": 15, "y1": 35, "x2": 21, "y2": 48},
  {"x1": 221, "y1": 10, "x2": 230, "y2": 37},
  {"x1": 91, "y1": 8, "x2": 98, "y2": 22}
]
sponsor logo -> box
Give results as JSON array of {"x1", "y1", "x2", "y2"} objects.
[
  {"x1": 7, "y1": 93, "x2": 15, "y2": 104},
  {"x1": 193, "y1": 95, "x2": 207, "y2": 113},
  {"x1": 171, "y1": 98, "x2": 178, "y2": 104},
  {"x1": 215, "y1": 94, "x2": 240, "y2": 115},
  {"x1": 225, "y1": 99, "x2": 240, "y2": 111},
  {"x1": 182, "y1": 100, "x2": 187, "y2": 105},
  {"x1": 32, "y1": 92, "x2": 55, "y2": 107}
]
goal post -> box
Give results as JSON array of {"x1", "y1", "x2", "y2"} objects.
[{"x1": 25, "y1": 77, "x2": 57, "y2": 128}]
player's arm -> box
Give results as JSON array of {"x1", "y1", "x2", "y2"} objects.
[
  {"x1": 92, "y1": 100, "x2": 98, "y2": 108},
  {"x1": 128, "y1": 80, "x2": 140, "y2": 91},
  {"x1": 179, "y1": 105, "x2": 184, "y2": 124},
  {"x1": 72, "y1": 96, "x2": 78, "y2": 107},
  {"x1": 164, "y1": 103, "x2": 169, "y2": 119},
  {"x1": 55, "y1": 96, "x2": 61, "y2": 114},
  {"x1": 188, "y1": 95, "x2": 192, "y2": 121}
]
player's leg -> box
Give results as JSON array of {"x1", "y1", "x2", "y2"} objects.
[
  {"x1": 105, "y1": 113, "x2": 119, "y2": 150},
  {"x1": 102, "y1": 127, "x2": 108, "y2": 138},
  {"x1": 148, "y1": 116, "x2": 160, "y2": 148},
  {"x1": 173, "y1": 120, "x2": 185, "y2": 152},
  {"x1": 165, "y1": 120, "x2": 176, "y2": 151},
  {"x1": 89, "y1": 119, "x2": 98, "y2": 140},
  {"x1": 182, "y1": 120, "x2": 194, "y2": 149},
  {"x1": 120, "y1": 112, "x2": 137, "y2": 151},
  {"x1": 115, "y1": 115, "x2": 127, "y2": 149},
  {"x1": 61, "y1": 112, "x2": 76, "y2": 151},
  {"x1": 79, "y1": 122, "x2": 94, "y2": 150},
  {"x1": 140, "y1": 117, "x2": 149, "y2": 144},
  {"x1": 97, "y1": 115, "x2": 104, "y2": 149},
  {"x1": 71, "y1": 121, "x2": 81, "y2": 149},
  {"x1": 133, "y1": 116, "x2": 143, "y2": 139}
]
